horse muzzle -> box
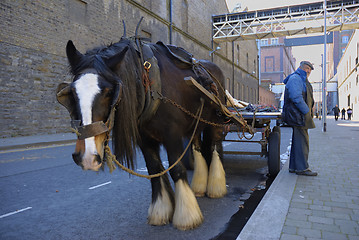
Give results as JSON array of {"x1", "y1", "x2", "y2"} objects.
[{"x1": 72, "y1": 151, "x2": 103, "y2": 171}]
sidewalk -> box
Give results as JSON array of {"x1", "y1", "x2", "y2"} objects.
[
  {"x1": 0, "y1": 133, "x2": 76, "y2": 151},
  {"x1": 238, "y1": 117, "x2": 359, "y2": 240}
]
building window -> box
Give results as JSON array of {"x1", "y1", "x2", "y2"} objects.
[
  {"x1": 271, "y1": 38, "x2": 279, "y2": 45},
  {"x1": 247, "y1": 86, "x2": 249, "y2": 101},
  {"x1": 253, "y1": 59, "x2": 256, "y2": 75},
  {"x1": 261, "y1": 39, "x2": 268, "y2": 46},
  {"x1": 342, "y1": 35, "x2": 349, "y2": 44},
  {"x1": 181, "y1": 0, "x2": 188, "y2": 32},
  {"x1": 246, "y1": 53, "x2": 249, "y2": 70},
  {"x1": 265, "y1": 56, "x2": 274, "y2": 72},
  {"x1": 348, "y1": 94, "x2": 351, "y2": 107},
  {"x1": 226, "y1": 78, "x2": 230, "y2": 92},
  {"x1": 69, "y1": 0, "x2": 88, "y2": 25},
  {"x1": 236, "y1": 82, "x2": 240, "y2": 99}
]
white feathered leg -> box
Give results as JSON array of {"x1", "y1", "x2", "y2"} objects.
[
  {"x1": 207, "y1": 148, "x2": 227, "y2": 198},
  {"x1": 173, "y1": 179, "x2": 203, "y2": 230},
  {"x1": 147, "y1": 178, "x2": 174, "y2": 225},
  {"x1": 190, "y1": 145, "x2": 208, "y2": 197}
]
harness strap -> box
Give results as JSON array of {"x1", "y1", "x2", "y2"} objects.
[
  {"x1": 105, "y1": 98, "x2": 205, "y2": 177},
  {"x1": 72, "y1": 121, "x2": 109, "y2": 140}
]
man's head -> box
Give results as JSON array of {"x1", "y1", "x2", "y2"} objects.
[{"x1": 299, "y1": 61, "x2": 314, "y2": 77}]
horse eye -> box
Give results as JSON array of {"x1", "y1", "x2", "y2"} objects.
[{"x1": 102, "y1": 88, "x2": 113, "y2": 97}]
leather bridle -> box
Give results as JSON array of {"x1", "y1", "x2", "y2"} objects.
[{"x1": 71, "y1": 83, "x2": 122, "y2": 140}]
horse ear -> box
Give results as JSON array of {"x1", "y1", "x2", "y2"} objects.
[
  {"x1": 56, "y1": 82, "x2": 77, "y2": 118},
  {"x1": 104, "y1": 46, "x2": 129, "y2": 70},
  {"x1": 66, "y1": 40, "x2": 83, "y2": 72}
]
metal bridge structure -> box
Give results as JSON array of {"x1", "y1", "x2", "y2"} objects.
[
  {"x1": 212, "y1": 0, "x2": 359, "y2": 42},
  {"x1": 212, "y1": 0, "x2": 359, "y2": 132}
]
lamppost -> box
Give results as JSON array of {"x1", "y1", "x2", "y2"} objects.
[{"x1": 322, "y1": 0, "x2": 327, "y2": 132}]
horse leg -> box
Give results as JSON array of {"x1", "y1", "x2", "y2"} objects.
[
  {"x1": 190, "y1": 133, "x2": 208, "y2": 197},
  {"x1": 203, "y1": 126, "x2": 227, "y2": 198},
  {"x1": 139, "y1": 138, "x2": 175, "y2": 226},
  {"x1": 164, "y1": 135, "x2": 203, "y2": 230}
]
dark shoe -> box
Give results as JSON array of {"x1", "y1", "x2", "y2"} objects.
[
  {"x1": 289, "y1": 169, "x2": 295, "y2": 173},
  {"x1": 296, "y1": 169, "x2": 318, "y2": 176}
]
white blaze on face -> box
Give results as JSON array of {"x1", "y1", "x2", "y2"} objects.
[{"x1": 75, "y1": 73, "x2": 101, "y2": 170}]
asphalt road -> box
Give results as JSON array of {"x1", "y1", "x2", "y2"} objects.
[{"x1": 0, "y1": 127, "x2": 292, "y2": 240}]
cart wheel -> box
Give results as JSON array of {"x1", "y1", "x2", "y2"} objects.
[
  {"x1": 268, "y1": 131, "x2": 280, "y2": 177},
  {"x1": 182, "y1": 139, "x2": 194, "y2": 170}
]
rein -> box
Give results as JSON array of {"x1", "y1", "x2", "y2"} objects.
[
  {"x1": 104, "y1": 98, "x2": 204, "y2": 178},
  {"x1": 198, "y1": 62, "x2": 255, "y2": 140}
]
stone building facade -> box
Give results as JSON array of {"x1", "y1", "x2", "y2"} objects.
[{"x1": 0, "y1": 0, "x2": 258, "y2": 137}]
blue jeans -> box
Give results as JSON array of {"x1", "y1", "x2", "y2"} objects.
[{"x1": 289, "y1": 127, "x2": 309, "y2": 171}]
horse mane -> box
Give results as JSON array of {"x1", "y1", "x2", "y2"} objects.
[
  {"x1": 70, "y1": 38, "x2": 141, "y2": 170},
  {"x1": 111, "y1": 40, "x2": 142, "y2": 170}
]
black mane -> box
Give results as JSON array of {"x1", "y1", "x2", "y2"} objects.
[{"x1": 70, "y1": 38, "x2": 133, "y2": 85}]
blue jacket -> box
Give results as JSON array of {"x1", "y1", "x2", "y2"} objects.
[
  {"x1": 282, "y1": 68, "x2": 310, "y2": 127},
  {"x1": 283, "y1": 68, "x2": 309, "y2": 115}
]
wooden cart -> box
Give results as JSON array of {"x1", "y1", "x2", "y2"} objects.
[{"x1": 185, "y1": 77, "x2": 282, "y2": 177}]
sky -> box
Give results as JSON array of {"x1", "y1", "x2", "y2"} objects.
[{"x1": 225, "y1": 0, "x2": 325, "y2": 84}]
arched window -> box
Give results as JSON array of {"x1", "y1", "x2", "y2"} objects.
[{"x1": 246, "y1": 53, "x2": 249, "y2": 71}]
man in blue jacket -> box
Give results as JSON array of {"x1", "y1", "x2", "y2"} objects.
[{"x1": 282, "y1": 61, "x2": 317, "y2": 176}]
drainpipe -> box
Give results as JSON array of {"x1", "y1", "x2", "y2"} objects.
[
  {"x1": 257, "y1": 39, "x2": 261, "y2": 86},
  {"x1": 257, "y1": 39, "x2": 261, "y2": 104},
  {"x1": 232, "y1": 41, "x2": 235, "y2": 96},
  {"x1": 169, "y1": 0, "x2": 173, "y2": 44}
]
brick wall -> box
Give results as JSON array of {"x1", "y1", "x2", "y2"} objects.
[{"x1": 0, "y1": 0, "x2": 258, "y2": 138}]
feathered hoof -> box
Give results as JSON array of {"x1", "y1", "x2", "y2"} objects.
[
  {"x1": 207, "y1": 149, "x2": 227, "y2": 199},
  {"x1": 193, "y1": 191, "x2": 205, "y2": 198},
  {"x1": 147, "y1": 208, "x2": 173, "y2": 226},
  {"x1": 173, "y1": 214, "x2": 203, "y2": 230},
  {"x1": 190, "y1": 146, "x2": 208, "y2": 198},
  {"x1": 206, "y1": 183, "x2": 227, "y2": 198},
  {"x1": 173, "y1": 179, "x2": 204, "y2": 230},
  {"x1": 147, "y1": 179, "x2": 174, "y2": 226}
]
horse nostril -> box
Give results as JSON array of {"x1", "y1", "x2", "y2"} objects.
[{"x1": 72, "y1": 152, "x2": 82, "y2": 165}]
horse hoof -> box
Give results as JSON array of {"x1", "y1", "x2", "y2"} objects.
[
  {"x1": 147, "y1": 179, "x2": 174, "y2": 226},
  {"x1": 173, "y1": 179, "x2": 204, "y2": 230},
  {"x1": 190, "y1": 146, "x2": 208, "y2": 198},
  {"x1": 207, "y1": 149, "x2": 227, "y2": 198},
  {"x1": 193, "y1": 191, "x2": 205, "y2": 197},
  {"x1": 206, "y1": 186, "x2": 227, "y2": 198}
]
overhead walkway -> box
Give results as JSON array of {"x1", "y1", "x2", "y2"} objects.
[{"x1": 213, "y1": 0, "x2": 359, "y2": 42}]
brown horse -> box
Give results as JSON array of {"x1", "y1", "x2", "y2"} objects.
[{"x1": 56, "y1": 36, "x2": 227, "y2": 230}]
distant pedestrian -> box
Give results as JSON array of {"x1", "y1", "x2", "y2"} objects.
[
  {"x1": 282, "y1": 61, "x2": 317, "y2": 176},
  {"x1": 332, "y1": 105, "x2": 340, "y2": 121},
  {"x1": 347, "y1": 107, "x2": 353, "y2": 120},
  {"x1": 341, "y1": 108, "x2": 346, "y2": 120}
]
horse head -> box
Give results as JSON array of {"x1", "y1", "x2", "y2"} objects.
[{"x1": 56, "y1": 40, "x2": 128, "y2": 171}]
